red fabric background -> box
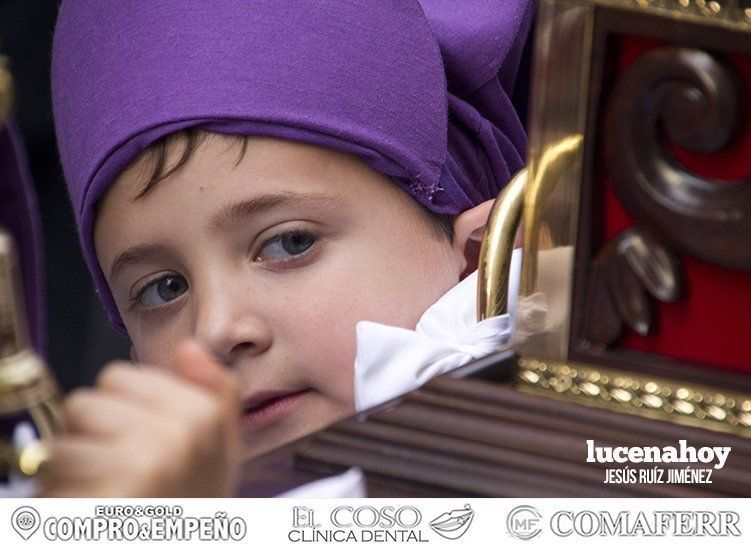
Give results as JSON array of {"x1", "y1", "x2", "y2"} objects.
[{"x1": 598, "y1": 36, "x2": 751, "y2": 373}]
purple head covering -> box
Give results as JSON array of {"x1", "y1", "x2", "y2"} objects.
[
  {"x1": 52, "y1": 0, "x2": 533, "y2": 334},
  {"x1": 0, "y1": 119, "x2": 45, "y2": 352}
]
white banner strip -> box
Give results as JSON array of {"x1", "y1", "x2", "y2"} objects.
[{"x1": 0, "y1": 498, "x2": 747, "y2": 544}]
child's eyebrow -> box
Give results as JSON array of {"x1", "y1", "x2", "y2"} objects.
[
  {"x1": 209, "y1": 192, "x2": 343, "y2": 231},
  {"x1": 109, "y1": 243, "x2": 168, "y2": 282}
]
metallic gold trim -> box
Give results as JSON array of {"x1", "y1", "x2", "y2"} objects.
[
  {"x1": 595, "y1": 0, "x2": 751, "y2": 28},
  {"x1": 17, "y1": 439, "x2": 48, "y2": 477},
  {"x1": 517, "y1": 357, "x2": 751, "y2": 437},
  {"x1": 0, "y1": 230, "x2": 61, "y2": 478},
  {"x1": 0, "y1": 232, "x2": 30, "y2": 358},
  {"x1": 0, "y1": 55, "x2": 13, "y2": 124},
  {"x1": 518, "y1": 0, "x2": 595, "y2": 360},
  {"x1": 522, "y1": 135, "x2": 583, "y2": 292},
  {"x1": 0, "y1": 350, "x2": 60, "y2": 415},
  {"x1": 477, "y1": 168, "x2": 526, "y2": 320}
]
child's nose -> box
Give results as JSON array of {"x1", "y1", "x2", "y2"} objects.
[
  {"x1": 200, "y1": 317, "x2": 273, "y2": 365},
  {"x1": 193, "y1": 296, "x2": 273, "y2": 364},
  {"x1": 229, "y1": 341, "x2": 256, "y2": 358}
]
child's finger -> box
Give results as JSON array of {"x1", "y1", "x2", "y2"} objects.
[
  {"x1": 64, "y1": 389, "x2": 152, "y2": 438},
  {"x1": 96, "y1": 361, "x2": 209, "y2": 410},
  {"x1": 94, "y1": 357, "x2": 238, "y2": 444},
  {"x1": 172, "y1": 339, "x2": 241, "y2": 484},
  {"x1": 172, "y1": 339, "x2": 239, "y2": 401},
  {"x1": 41, "y1": 437, "x2": 113, "y2": 488}
]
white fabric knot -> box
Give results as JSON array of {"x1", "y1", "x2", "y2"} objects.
[{"x1": 354, "y1": 249, "x2": 522, "y2": 412}]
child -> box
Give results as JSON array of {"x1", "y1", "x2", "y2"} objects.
[{"x1": 46, "y1": 0, "x2": 533, "y2": 496}]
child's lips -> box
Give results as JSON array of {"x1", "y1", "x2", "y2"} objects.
[{"x1": 241, "y1": 389, "x2": 311, "y2": 432}]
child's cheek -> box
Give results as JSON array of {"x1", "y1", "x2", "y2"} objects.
[
  {"x1": 309, "y1": 319, "x2": 357, "y2": 403},
  {"x1": 286, "y1": 290, "x2": 357, "y2": 403},
  {"x1": 127, "y1": 314, "x2": 190, "y2": 369}
]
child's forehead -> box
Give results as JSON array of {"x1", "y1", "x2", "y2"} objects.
[
  {"x1": 103, "y1": 135, "x2": 415, "y2": 227},
  {"x1": 113, "y1": 134, "x2": 388, "y2": 203}
]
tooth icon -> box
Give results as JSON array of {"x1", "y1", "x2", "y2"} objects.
[{"x1": 429, "y1": 504, "x2": 475, "y2": 540}]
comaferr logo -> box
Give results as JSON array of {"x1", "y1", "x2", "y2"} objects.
[
  {"x1": 505, "y1": 507, "x2": 743, "y2": 538},
  {"x1": 506, "y1": 505, "x2": 543, "y2": 540},
  {"x1": 550, "y1": 511, "x2": 741, "y2": 537}
]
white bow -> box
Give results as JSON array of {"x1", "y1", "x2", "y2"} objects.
[{"x1": 354, "y1": 249, "x2": 522, "y2": 412}]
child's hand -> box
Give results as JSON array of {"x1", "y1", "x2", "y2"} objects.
[{"x1": 40, "y1": 339, "x2": 241, "y2": 497}]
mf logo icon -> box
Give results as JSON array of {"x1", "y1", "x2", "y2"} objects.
[{"x1": 506, "y1": 505, "x2": 543, "y2": 540}]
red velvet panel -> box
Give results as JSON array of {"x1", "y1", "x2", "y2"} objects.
[{"x1": 598, "y1": 36, "x2": 751, "y2": 372}]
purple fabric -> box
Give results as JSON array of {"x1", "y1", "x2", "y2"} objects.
[
  {"x1": 0, "y1": 119, "x2": 45, "y2": 352},
  {"x1": 52, "y1": 0, "x2": 533, "y2": 334}
]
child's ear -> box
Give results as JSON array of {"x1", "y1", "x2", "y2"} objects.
[
  {"x1": 129, "y1": 345, "x2": 139, "y2": 362},
  {"x1": 452, "y1": 199, "x2": 494, "y2": 277}
]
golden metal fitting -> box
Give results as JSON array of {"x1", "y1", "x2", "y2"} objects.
[{"x1": 0, "y1": 55, "x2": 14, "y2": 124}]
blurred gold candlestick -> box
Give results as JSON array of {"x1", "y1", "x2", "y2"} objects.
[{"x1": 0, "y1": 226, "x2": 62, "y2": 495}]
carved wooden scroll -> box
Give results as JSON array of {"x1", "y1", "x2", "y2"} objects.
[
  {"x1": 605, "y1": 46, "x2": 750, "y2": 270},
  {"x1": 586, "y1": 46, "x2": 751, "y2": 345}
]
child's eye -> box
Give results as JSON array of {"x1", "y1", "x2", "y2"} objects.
[
  {"x1": 255, "y1": 230, "x2": 319, "y2": 262},
  {"x1": 135, "y1": 275, "x2": 189, "y2": 307}
]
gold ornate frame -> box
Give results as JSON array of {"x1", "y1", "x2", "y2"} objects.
[{"x1": 502, "y1": 0, "x2": 751, "y2": 436}]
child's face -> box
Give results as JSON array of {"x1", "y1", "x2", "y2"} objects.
[{"x1": 94, "y1": 135, "x2": 465, "y2": 458}]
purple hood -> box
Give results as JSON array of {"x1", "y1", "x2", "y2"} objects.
[{"x1": 52, "y1": 0, "x2": 533, "y2": 333}]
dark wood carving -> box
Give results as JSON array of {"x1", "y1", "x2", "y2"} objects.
[
  {"x1": 586, "y1": 46, "x2": 751, "y2": 346},
  {"x1": 585, "y1": 226, "x2": 682, "y2": 345},
  {"x1": 604, "y1": 46, "x2": 751, "y2": 271}
]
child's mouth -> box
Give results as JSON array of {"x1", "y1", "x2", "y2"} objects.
[{"x1": 242, "y1": 389, "x2": 310, "y2": 431}]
